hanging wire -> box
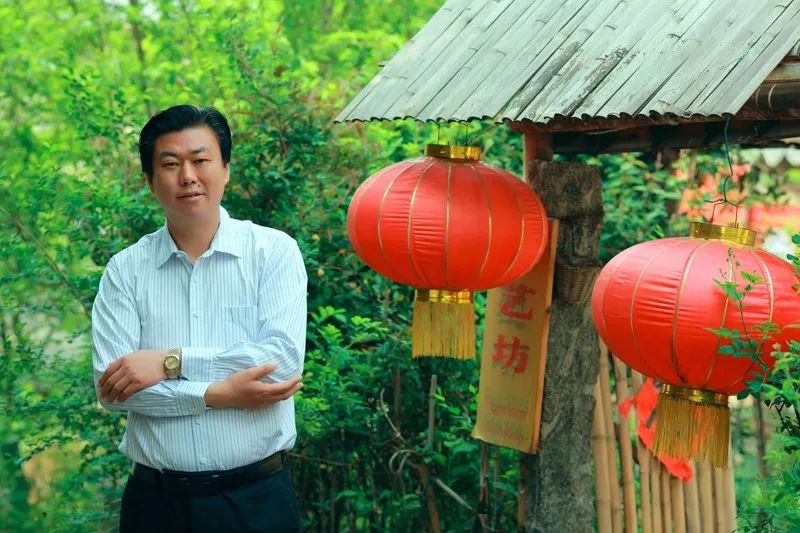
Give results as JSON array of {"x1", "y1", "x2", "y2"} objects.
[
  {"x1": 436, "y1": 121, "x2": 441, "y2": 145},
  {"x1": 704, "y1": 114, "x2": 740, "y2": 225}
]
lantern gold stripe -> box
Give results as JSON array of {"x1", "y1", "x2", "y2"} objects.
[
  {"x1": 444, "y1": 164, "x2": 452, "y2": 287},
  {"x1": 703, "y1": 252, "x2": 735, "y2": 389},
  {"x1": 671, "y1": 241, "x2": 711, "y2": 384},
  {"x1": 466, "y1": 162, "x2": 493, "y2": 288},
  {"x1": 495, "y1": 165, "x2": 527, "y2": 284},
  {"x1": 376, "y1": 162, "x2": 424, "y2": 277},
  {"x1": 406, "y1": 161, "x2": 436, "y2": 286},
  {"x1": 626, "y1": 240, "x2": 686, "y2": 382},
  {"x1": 724, "y1": 249, "x2": 775, "y2": 391}
]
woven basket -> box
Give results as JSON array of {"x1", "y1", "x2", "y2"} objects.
[{"x1": 555, "y1": 261, "x2": 602, "y2": 304}]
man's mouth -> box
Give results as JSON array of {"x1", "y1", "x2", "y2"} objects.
[{"x1": 179, "y1": 192, "x2": 204, "y2": 198}]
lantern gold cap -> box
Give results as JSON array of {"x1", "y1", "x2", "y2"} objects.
[
  {"x1": 425, "y1": 144, "x2": 481, "y2": 161},
  {"x1": 690, "y1": 222, "x2": 756, "y2": 247}
]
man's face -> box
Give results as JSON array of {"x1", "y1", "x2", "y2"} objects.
[{"x1": 148, "y1": 126, "x2": 230, "y2": 222}]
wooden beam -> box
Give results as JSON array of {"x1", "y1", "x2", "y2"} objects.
[{"x1": 548, "y1": 120, "x2": 800, "y2": 154}]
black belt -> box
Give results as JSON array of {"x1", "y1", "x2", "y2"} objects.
[{"x1": 132, "y1": 451, "x2": 286, "y2": 496}]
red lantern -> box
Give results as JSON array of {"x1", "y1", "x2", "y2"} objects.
[
  {"x1": 348, "y1": 144, "x2": 549, "y2": 358},
  {"x1": 592, "y1": 222, "x2": 800, "y2": 466}
]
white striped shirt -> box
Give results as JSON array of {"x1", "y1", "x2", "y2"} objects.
[{"x1": 91, "y1": 206, "x2": 307, "y2": 472}]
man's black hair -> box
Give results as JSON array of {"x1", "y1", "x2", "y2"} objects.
[{"x1": 139, "y1": 105, "x2": 232, "y2": 178}]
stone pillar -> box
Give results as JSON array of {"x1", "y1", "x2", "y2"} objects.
[{"x1": 522, "y1": 133, "x2": 604, "y2": 532}]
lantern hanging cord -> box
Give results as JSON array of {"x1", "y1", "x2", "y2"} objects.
[{"x1": 704, "y1": 114, "x2": 740, "y2": 224}]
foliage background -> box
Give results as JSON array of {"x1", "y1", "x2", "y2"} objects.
[{"x1": 1, "y1": 0, "x2": 797, "y2": 531}]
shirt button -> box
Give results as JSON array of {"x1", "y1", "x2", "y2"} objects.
[
  {"x1": 199, "y1": 457, "x2": 207, "y2": 464},
  {"x1": 193, "y1": 312, "x2": 199, "y2": 318},
  {"x1": 193, "y1": 279, "x2": 199, "y2": 285}
]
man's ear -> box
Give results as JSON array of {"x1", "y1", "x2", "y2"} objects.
[
  {"x1": 145, "y1": 173, "x2": 155, "y2": 193},
  {"x1": 223, "y1": 163, "x2": 230, "y2": 185}
]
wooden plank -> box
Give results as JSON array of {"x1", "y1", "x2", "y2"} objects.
[
  {"x1": 416, "y1": 0, "x2": 539, "y2": 121},
  {"x1": 391, "y1": 0, "x2": 517, "y2": 120},
  {"x1": 501, "y1": 0, "x2": 623, "y2": 120},
  {"x1": 669, "y1": 3, "x2": 782, "y2": 112},
  {"x1": 578, "y1": 0, "x2": 715, "y2": 117},
  {"x1": 461, "y1": 0, "x2": 612, "y2": 120},
  {"x1": 701, "y1": 3, "x2": 800, "y2": 114},
  {"x1": 449, "y1": 0, "x2": 562, "y2": 120},
  {"x1": 520, "y1": 0, "x2": 672, "y2": 121},
  {"x1": 336, "y1": 0, "x2": 469, "y2": 121},
  {"x1": 349, "y1": 0, "x2": 473, "y2": 120}
]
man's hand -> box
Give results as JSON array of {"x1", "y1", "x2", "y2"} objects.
[
  {"x1": 98, "y1": 350, "x2": 167, "y2": 403},
  {"x1": 204, "y1": 363, "x2": 302, "y2": 409}
]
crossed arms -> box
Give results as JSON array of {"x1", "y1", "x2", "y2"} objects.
[{"x1": 91, "y1": 240, "x2": 307, "y2": 417}]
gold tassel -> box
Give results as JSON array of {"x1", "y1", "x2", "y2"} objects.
[
  {"x1": 652, "y1": 385, "x2": 730, "y2": 468},
  {"x1": 412, "y1": 289, "x2": 475, "y2": 359}
]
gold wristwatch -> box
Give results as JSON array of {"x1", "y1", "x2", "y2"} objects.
[{"x1": 164, "y1": 348, "x2": 182, "y2": 379}]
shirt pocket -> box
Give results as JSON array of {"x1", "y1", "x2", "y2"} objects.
[{"x1": 224, "y1": 305, "x2": 260, "y2": 343}]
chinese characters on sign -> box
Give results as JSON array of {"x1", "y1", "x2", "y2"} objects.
[{"x1": 473, "y1": 220, "x2": 559, "y2": 453}]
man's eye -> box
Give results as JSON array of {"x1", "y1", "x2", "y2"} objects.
[
  {"x1": 195, "y1": 159, "x2": 209, "y2": 164},
  {"x1": 164, "y1": 162, "x2": 178, "y2": 168}
]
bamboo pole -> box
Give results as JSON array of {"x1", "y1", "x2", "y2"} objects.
[
  {"x1": 650, "y1": 460, "x2": 663, "y2": 533},
  {"x1": 593, "y1": 381, "x2": 614, "y2": 533},
  {"x1": 713, "y1": 467, "x2": 725, "y2": 532},
  {"x1": 661, "y1": 469, "x2": 672, "y2": 533},
  {"x1": 611, "y1": 358, "x2": 638, "y2": 533},
  {"x1": 684, "y1": 462, "x2": 701, "y2": 533},
  {"x1": 598, "y1": 345, "x2": 623, "y2": 533},
  {"x1": 671, "y1": 477, "x2": 687, "y2": 533},
  {"x1": 698, "y1": 462, "x2": 714, "y2": 533},
  {"x1": 629, "y1": 371, "x2": 653, "y2": 533},
  {"x1": 723, "y1": 445, "x2": 737, "y2": 533}
]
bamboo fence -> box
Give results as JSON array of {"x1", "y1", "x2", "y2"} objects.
[{"x1": 593, "y1": 344, "x2": 738, "y2": 532}]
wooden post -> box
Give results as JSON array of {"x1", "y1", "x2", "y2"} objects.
[
  {"x1": 684, "y1": 462, "x2": 701, "y2": 533},
  {"x1": 713, "y1": 467, "x2": 725, "y2": 532},
  {"x1": 593, "y1": 381, "x2": 614, "y2": 533},
  {"x1": 598, "y1": 347, "x2": 623, "y2": 532},
  {"x1": 650, "y1": 461, "x2": 663, "y2": 533},
  {"x1": 660, "y1": 470, "x2": 672, "y2": 533},
  {"x1": 630, "y1": 371, "x2": 654, "y2": 533},
  {"x1": 671, "y1": 477, "x2": 687, "y2": 533},
  {"x1": 698, "y1": 462, "x2": 714, "y2": 533},
  {"x1": 723, "y1": 446, "x2": 738, "y2": 533},
  {"x1": 611, "y1": 357, "x2": 638, "y2": 533},
  {"x1": 522, "y1": 129, "x2": 604, "y2": 532}
]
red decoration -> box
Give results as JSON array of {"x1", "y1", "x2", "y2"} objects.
[
  {"x1": 592, "y1": 222, "x2": 800, "y2": 465},
  {"x1": 347, "y1": 144, "x2": 549, "y2": 358}
]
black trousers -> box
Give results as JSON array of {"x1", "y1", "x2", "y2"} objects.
[{"x1": 119, "y1": 466, "x2": 301, "y2": 532}]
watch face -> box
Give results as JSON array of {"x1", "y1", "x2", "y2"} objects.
[{"x1": 165, "y1": 356, "x2": 179, "y2": 370}]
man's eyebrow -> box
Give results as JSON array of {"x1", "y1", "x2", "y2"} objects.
[{"x1": 157, "y1": 147, "x2": 208, "y2": 158}]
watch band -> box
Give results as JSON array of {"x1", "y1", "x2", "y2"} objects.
[{"x1": 164, "y1": 347, "x2": 182, "y2": 379}]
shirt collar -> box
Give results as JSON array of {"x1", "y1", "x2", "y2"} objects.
[{"x1": 155, "y1": 206, "x2": 242, "y2": 268}]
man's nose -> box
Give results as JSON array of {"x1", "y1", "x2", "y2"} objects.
[{"x1": 179, "y1": 161, "x2": 198, "y2": 184}]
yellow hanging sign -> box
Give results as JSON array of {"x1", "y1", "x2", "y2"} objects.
[{"x1": 473, "y1": 220, "x2": 559, "y2": 453}]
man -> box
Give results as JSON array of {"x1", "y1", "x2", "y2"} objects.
[{"x1": 92, "y1": 105, "x2": 307, "y2": 532}]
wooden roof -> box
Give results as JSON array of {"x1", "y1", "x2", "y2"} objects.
[{"x1": 337, "y1": 0, "x2": 800, "y2": 128}]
